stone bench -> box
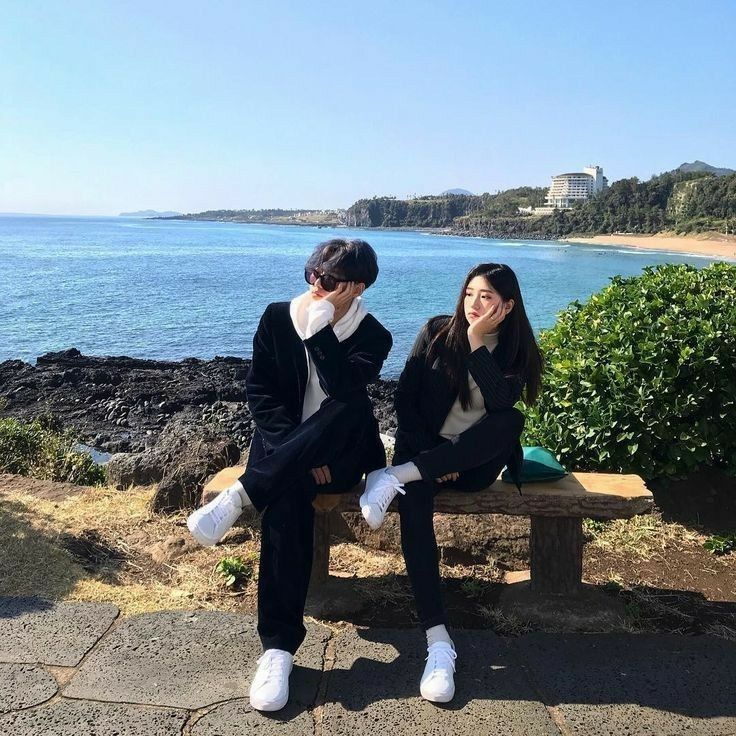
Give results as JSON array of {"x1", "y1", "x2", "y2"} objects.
[{"x1": 202, "y1": 465, "x2": 653, "y2": 597}]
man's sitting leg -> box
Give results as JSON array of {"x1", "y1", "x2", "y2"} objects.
[
  {"x1": 249, "y1": 483, "x2": 314, "y2": 711},
  {"x1": 187, "y1": 396, "x2": 371, "y2": 546},
  {"x1": 186, "y1": 480, "x2": 250, "y2": 547}
]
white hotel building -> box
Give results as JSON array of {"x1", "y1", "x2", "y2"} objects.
[
  {"x1": 545, "y1": 165, "x2": 607, "y2": 209},
  {"x1": 520, "y1": 165, "x2": 608, "y2": 214}
]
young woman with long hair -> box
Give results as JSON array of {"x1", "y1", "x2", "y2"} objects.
[{"x1": 359, "y1": 262, "x2": 543, "y2": 703}]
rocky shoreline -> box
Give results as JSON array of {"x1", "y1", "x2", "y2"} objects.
[
  {"x1": 0, "y1": 348, "x2": 399, "y2": 510},
  {"x1": 0, "y1": 347, "x2": 398, "y2": 457}
]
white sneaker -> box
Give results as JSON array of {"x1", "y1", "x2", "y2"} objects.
[
  {"x1": 420, "y1": 641, "x2": 457, "y2": 703},
  {"x1": 186, "y1": 486, "x2": 243, "y2": 546},
  {"x1": 249, "y1": 648, "x2": 293, "y2": 712},
  {"x1": 359, "y1": 468, "x2": 405, "y2": 530}
]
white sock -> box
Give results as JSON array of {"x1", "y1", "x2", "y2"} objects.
[
  {"x1": 229, "y1": 480, "x2": 253, "y2": 507},
  {"x1": 426, "y1": 624, "x2": 453, "y2": 648},
  {"x1": 388, "y1": 462, "x2": 422, "y2": 484}
]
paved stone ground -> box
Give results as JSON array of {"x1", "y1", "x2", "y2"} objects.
[{"x1": 1, "y1": 597, "x2": 736, "y2": 735}]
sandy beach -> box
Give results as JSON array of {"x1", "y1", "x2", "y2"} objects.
[{"x1": 562, "y1": 232, "x2": 736, "y2": 261}]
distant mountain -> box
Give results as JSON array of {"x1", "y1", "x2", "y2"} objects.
[
  {"x1": 441, "y1": 188, "x2": 474, "y2": 196},
  {"x1": 675, "y1": 161, "x2": 735, "y2": 177},
  {"x1": 119, "y1": 210, "x2": 182, "y2": 218}
]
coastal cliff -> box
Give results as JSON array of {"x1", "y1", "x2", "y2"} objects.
[{"x1": 346, "y1": 171, "x2": 736, "y2": 239}]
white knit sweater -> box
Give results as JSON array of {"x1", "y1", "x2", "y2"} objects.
[
  {"x1": 439, "y1": 331, "x2": 499, "y2": 440},
  {"x1": 289, "y1": 291, "x2": 367, "y2": 421}
]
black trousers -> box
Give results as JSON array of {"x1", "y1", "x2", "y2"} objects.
[
  {"x1": 395, "y1": 407, "x2": 525, "y2": 630},
  {"x1": 244, "y1": 397, "x2": 383, "y2": 654}
]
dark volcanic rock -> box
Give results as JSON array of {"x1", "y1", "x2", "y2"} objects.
[
  {"x1": 149, "y1": 411, "x2": 241, "y2": 511},
  {"x1": 106, "y1": 409, "x2": 243, "y2": 511},
  {"x1": 0, "y1": 350, "x2": 250, "y2": 454},
  {"x1": 107, "y1": 451, "x2": 167, "y2": 490},
  {"x1": 0, "y1": 348, "x2": 397, "y2": 508}
]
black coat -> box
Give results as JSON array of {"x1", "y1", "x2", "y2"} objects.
[
  {"x1": 394, "y1": 315, "x2": 524, "y2": 470},
  {"x1": 246, "y1": 301, "x2": 393, "y2": 464}
]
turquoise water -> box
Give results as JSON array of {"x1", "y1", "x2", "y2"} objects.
[{"x1": 0, "y1": 215, "x2": 722, "y2": 378}]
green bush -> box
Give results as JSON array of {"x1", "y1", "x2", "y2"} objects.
[
  {"x1": 215, "y1": 553, "x2": 258, "y2": 588},
  {"x1": 0, "y1": 416, "x2": 106, "y2": 486},
  {"x1": 524, "y1": 262, "x2": 736, "y2": 482},
  {"x1": 703, "y1": 533, "x2": 736, "y2": 556}
]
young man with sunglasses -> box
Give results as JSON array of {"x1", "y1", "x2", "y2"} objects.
[{"x1": 187, "y1": 238, "x2": 392, "y2": 712}]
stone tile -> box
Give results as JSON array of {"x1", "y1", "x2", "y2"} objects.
[
  {"x1": 191, "y1": 631, "x2": 326, "y2": 735},
  {"x1": 0, "y1": 598, "x2": 119, "y2": 666},
  {"x1": 0, "y1": 663, "x2": 57, "y2": 713},
  {"x1": 0, "y1": 700, "x2": 187, "y2": 735},
  {"x1": 64, "y1": 611, "x2": 329, "y2": 710},
  {"x1": 191, "y1": 699, "x2": 314, "y2": 736},
  {"x1": 515, "y1": 633, "x2": 736, "y2": 735},
  {"x1": 322, "y1": 628, "x2": 558, "y2": 735}
]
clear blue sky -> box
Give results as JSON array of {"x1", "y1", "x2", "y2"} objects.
[{"x1": 2, "y1": 0, "x2": 734, "y2": 215}]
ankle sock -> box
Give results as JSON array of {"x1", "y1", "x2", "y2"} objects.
[
  {"x1": 388, "y1": 462, "x2": 422, "y2": 485},
  {"x1": 230, "y1": 480, "x2": 252, "y2": 507},
  {"x1": 426, "y1": 624, "x2": 453, "y2": 648}
]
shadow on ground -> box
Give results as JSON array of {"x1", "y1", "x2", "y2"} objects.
[
  {"x1": 306, "y1": 570, "x2": 736, "y2": 640},
  {"x1": 650, "y1": 467, "x2": 736, "y2": 533},
  {"x1": 0, "y1": 493, "x2": 127, "y2": 615}
]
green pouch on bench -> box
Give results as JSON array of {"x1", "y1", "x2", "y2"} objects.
[{"x1": 501, "y1": 446, "x2": 568, "y2": 484}]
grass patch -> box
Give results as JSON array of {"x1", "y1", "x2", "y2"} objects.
[
  {"x1": 355, "y1": 572, "x2": 413, "y2": 609},
  {"x1": 476, "y1": 606, "x2": 534, "y2": 636},
  {"x1": 0, "y1": 482, "x2": 261, "y2": 614},
  {"x1": 583, "y1": 511, "x2": 699, "y2": 560}
]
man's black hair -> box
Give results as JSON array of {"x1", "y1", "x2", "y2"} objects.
[{"x1": 304, "y1": 238, "x2": 379, "y2": 288}]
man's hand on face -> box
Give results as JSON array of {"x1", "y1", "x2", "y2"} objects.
[{"x1": 323, "y1": 281, "x2": 365, "y2": 320}]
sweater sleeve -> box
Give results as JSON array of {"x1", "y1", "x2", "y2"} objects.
[
  {"x1": 467, "y1": 345, "x2": 524, "y2": 411},
  {"x1": 393, "y1": 321, "x2": 437, "y2": 454},
  {"x1": 302, "y1": 319, "x2": 392, "y2": 399},
  {"x1": 245, "y1": 305, "x2": 300, "y2": 448}
]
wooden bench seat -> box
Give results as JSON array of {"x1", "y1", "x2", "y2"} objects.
[{"x1": 203, "y1": 466, "x2": 653, "y2": 597}]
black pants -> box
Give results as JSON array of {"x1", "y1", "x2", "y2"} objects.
[
  {"x1": 244, "y1": 397, "x2": 383, "y2": 654},
  {"x1": 395, "y1": 407, "x2": 525, "y2": 630}
]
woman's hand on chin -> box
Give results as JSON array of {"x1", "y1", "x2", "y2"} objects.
[{"x1": 467, "y1": 304, "x2": 504, "y2": 349}]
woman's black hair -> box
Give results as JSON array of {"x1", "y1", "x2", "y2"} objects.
[
  {"x1": 304, "y1": 238, "x2": 379, "y2": 288},
  {"x1": 426, "y1": 263, "x2": 543, "y2": 408}
]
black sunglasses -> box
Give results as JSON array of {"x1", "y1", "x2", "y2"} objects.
[{"x1": 304, "y1": 268, "x2": 349, "y2": 292}]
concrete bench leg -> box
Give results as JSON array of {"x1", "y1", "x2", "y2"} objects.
[
  {"x1": 310, "y1": 511, "x2": 332, "y2": 586},
  {"x1": 530, "y1": 516, "x2": 583, "y2": 596},
  {"x1": 306, "y1": 510, "x2": 363, "y2": 617}
]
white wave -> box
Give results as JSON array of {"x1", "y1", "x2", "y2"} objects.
[{"x1": 519, "y1": 241, "x2": 570, "y2": 249}]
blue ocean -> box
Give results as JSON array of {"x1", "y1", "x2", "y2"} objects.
[{"x1": 0, "y1": 215, "x2": 722, "y2": 378}]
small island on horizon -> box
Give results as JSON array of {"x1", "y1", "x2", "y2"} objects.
[{"x1": 120, "y1": 209, "x2": 183, "y2": 218}]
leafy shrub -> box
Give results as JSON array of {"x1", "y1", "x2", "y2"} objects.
[
  {"x1": 0, "y1": 416, "x2": 106, "y2": 485},
  {"x1": 215, "y1": 553, "x2": 258, "y2": 588},
  {"x1": 524, "y1": 263, "x2": 736, "y2": 482},
  {"x1": 703, "y1": 534, "x2": 736, "y2": 556},
  {"x1": 582, "y1": 518, "x2": 608, "y2": 540}
]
